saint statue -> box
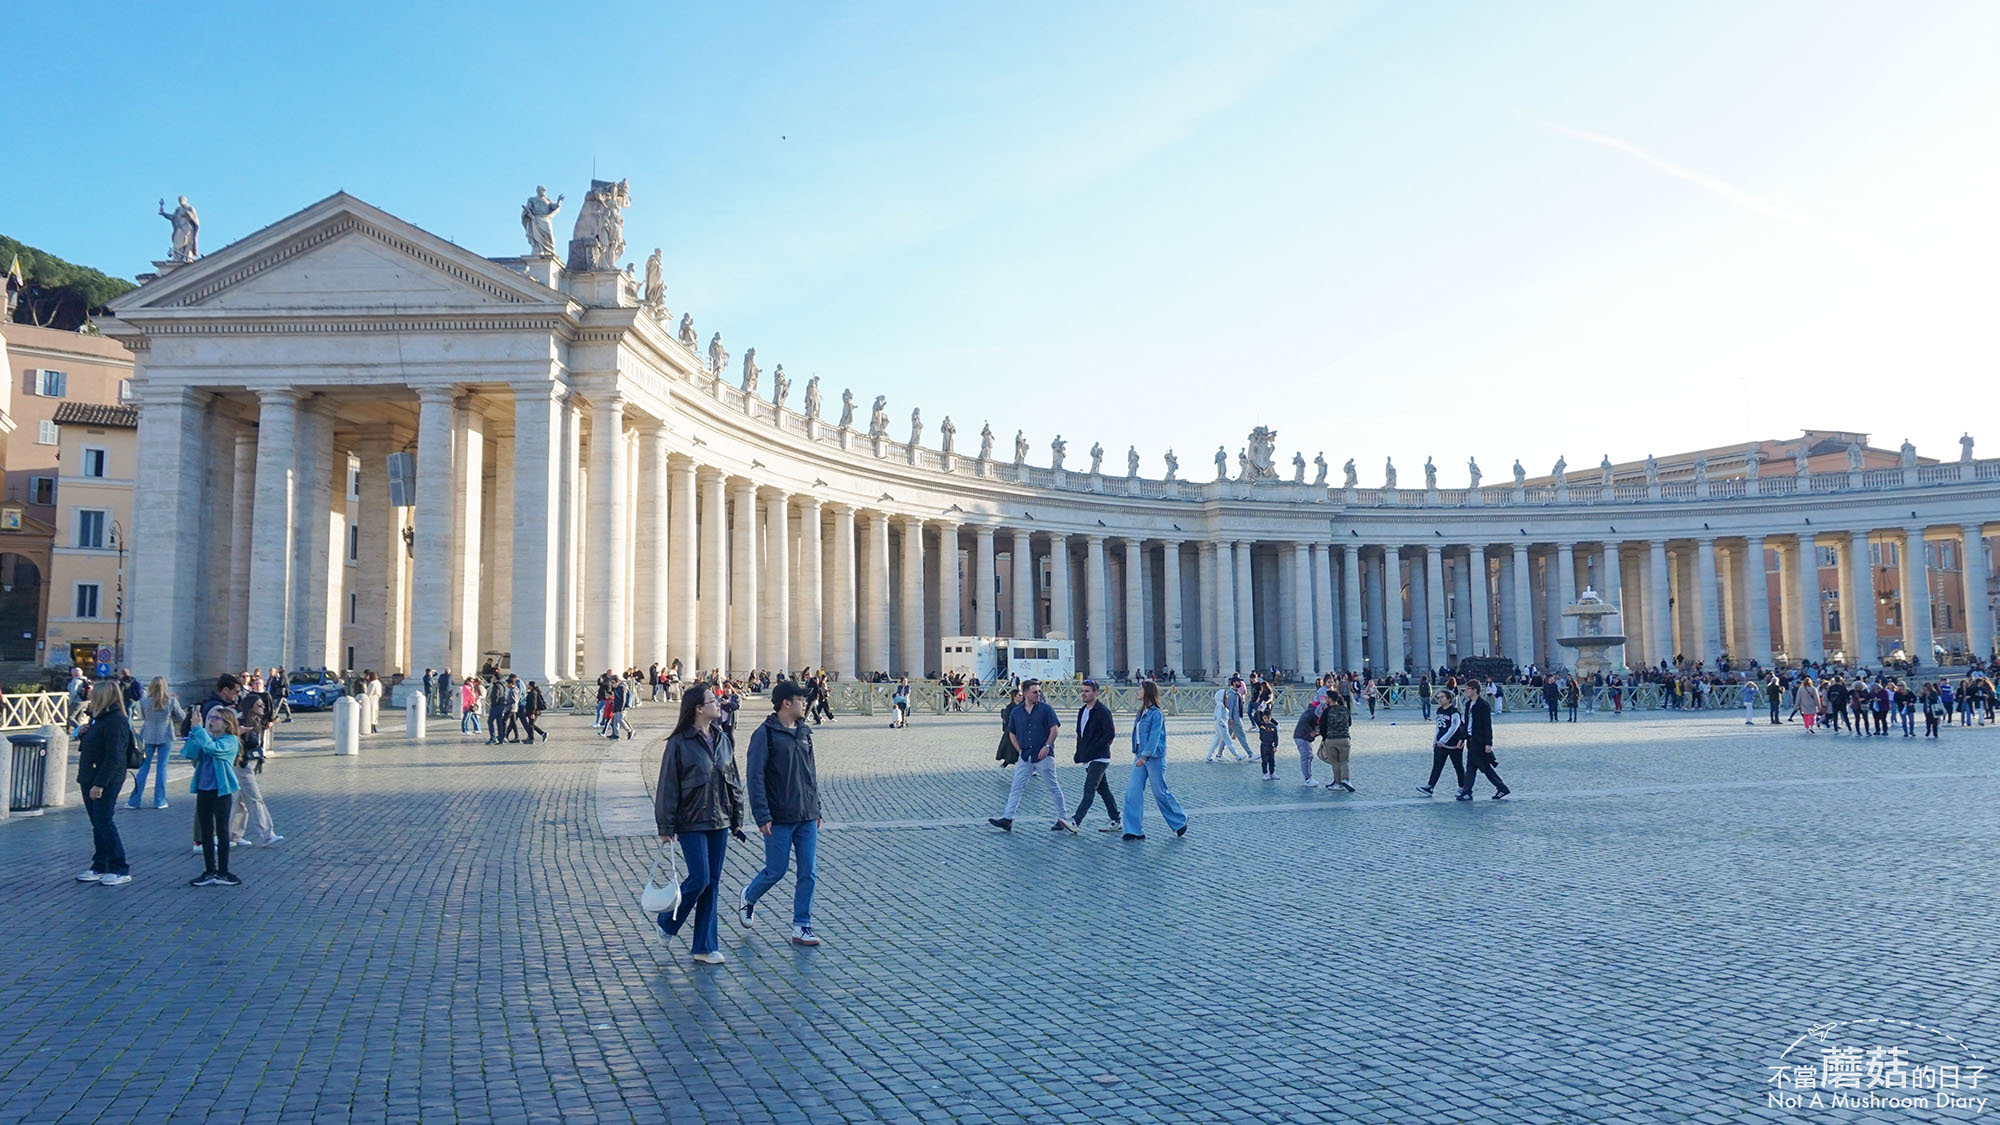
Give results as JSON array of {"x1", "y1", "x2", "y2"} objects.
[
  {"x1": 1214, "y1": 446, "x2": 1229, "y2": 481},
  {"x1": 1599, "y1": 455, "x2": 1613, "y2": 487},
  {"x1": 1552, "y1": 456, "x2": 1567, "y2": 486},
  {"x1": 1962, "y1": 432, "x2": 1976, "y2": 464},
  {"x1": 909, "y1": 408, "x2": 923, "y2": 447},
  {"x1": 1015, "y1": 430, "x2": 1030, "y2": 466},
  {"x1": 1237, "y1": 449, "x2": 1250, "y2": 481},
  {"x1": 520, "y1": 187, "x2": 563, "y2": 257},
  {"x1": 707, "y1": 332, "x2": 727, "y2": 377},
  {"x1": 1128, "y1": 446, "x2": 1141, "y2": 478},
  {"x1": 1512, "y1": 460, "x2": 1526, "y2": 484},
  {"x1": 641, "y1": 248, "x2": 665, "y2": 316},
  {"x1": 1644, "y1": 453, "x2": 1659, "y2": 484},
  {"x1": 1164, "y1": 449, "x2": 1180, "y2": 480},
  {"x1": 838, "y1": 390, "x2": 856, "y2": 429},
  {"x1": 1693, "y1": 453, "x2": 1709, "y2": 482},
  {"x1": 1467, "y1": 457, "x2": 1481, "y2": 489},
  {"x1": 1423, "y1": 456, "x2": 1437, "y2": 490},
  {"x1": 567, "y1": 178, "x2": 629, "y2": 271},
  {"x1": 979, "y1": 423, "x2": 995, "y2": 460},
  {"x1": 803, "y1": 376, "x2": 821, "y2": 419},
  {"x1": 1794, "y1": 443, "x2": 1810, "y2": 475},
  {"x1": 1088, "y1": 442, "x2": 1104, "y2": 474},
  {"x1": 1899, "y1": 438, "x2": 1917, "y2": 468},
  {"x1": 772, "y1": 365, "x2": 790, "y2": 407},
  {"x1": 1293, "y1": 452, "x2": 1307, "y2": 483},
  {"x1": 940, "y1": 417, "x2": 956, "y2": 455},
  {"x1": 1383, "y1": 457, "x2": 1397, "y2": 490},
  {"x1": 1342, "y1": 458, "x2": 1358, "y2": 488},
  {"x1": 1051, "y1": 436, "x2": 1068, "y2": 471},
  {"x1": 1846, "y1": 441, "x2": 1863, "y2": 471},
  {"x1": 868, "y1": 395, "x2": 890, "y2": 439},
  {"x1": 1745, "y1": 448, "x2": 1762, "y2": 479},
  {"x1": 678, "y1": 313, "x2": 696, "y2": 348},
  {"x1": 158, "y1": 195, "x2": 200, "y2": 263},
  {"x1": 741, "y1": 348, "x2": 760, "y2": 394}
]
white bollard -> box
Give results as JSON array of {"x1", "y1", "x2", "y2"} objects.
[
  {"x1": 405, "y1": 693, "x2": 427, "y2": 740},
  {"x1": 39, "y1": 724, "x2": 69, "y2": 808},
  {"x1": 332, "y1": 697, "x2": 361, "y2": 756}
]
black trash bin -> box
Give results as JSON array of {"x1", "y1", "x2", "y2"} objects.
[{"x1": 8, "y1": 734, "x2": 47, "y2": 813}]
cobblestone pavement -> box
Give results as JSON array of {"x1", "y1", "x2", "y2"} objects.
[{"x1": 3, "y1": 699, "x2": 1997, "y2": 1123}]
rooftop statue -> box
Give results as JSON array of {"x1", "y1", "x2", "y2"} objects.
[
  {"x1": 1794, "y1": 443, "x2": 1810, "y2": 474},
  {"x1": 1015, "y1": 430, "x2": 1030, "y2": 466},
  {"x1": 1551, "y1": 456, "x2": 1567, "y2": 486},
  {"x1": 1644, "y1": 453, "x2": 1659, "y2": 484},
  {"x1": 979, "y1": 423, "x2": 995, "y2": 460},
  {"x1": 1963, "y1": 432, "x2": 1976, "y2": 464},
  {"x1": 1245, "y1": 426, "x2": 1280, "y2": 480},
  {"x1": 520, "y1": 187, "x2": 562, "y2": 257},
  {"x1": 868, "y1": 395, "x2": 890, "y2": 439},
  {"x1": 1293, "y1": 452, "x2": 1307, "y2": 483},
  {"x1": 1215, "y1": 446, "x2": 1229, "y2": 481},
  {"x1": 771, "y1": 364, "x2": 790, "y2": 407},
  {"x1": 1163, "y1": 449, "x2": 1179, "y2": 480},
  {"x1": 1899, "y1": 438, "x2": 1917, "y2": 468},
  {"x1": 707, "y1": 332, "x2": 727, "y2": 377},
  {"x1": 1088, "y1": 441, "x2": 1104, "y2": 474},
  {"x1": 1423, "y1": 456, "x2": 1437, "y2": 490},
  {"x1": 1051, "y1": 436, "x2": 1068, "y2": 471},
  {"x1": 1745, "y1": 447, "x2": 1762, "y2": 479},
  {"x1": 1599, "y1": 455, "x2": 1613, "y2": 487},
  {"x1": 678, "y1": 313, "x2": 696, "y2": 348},
  {"x1": 741, "y1": 348, "x2": 760, "y2": 394},
  {"x1": 1512, "y1": 459, "x2": 1526, "y2": 484},
  {"x1": 940, "y1": 416, "x2": 956, "y2": 455},
  {"x1": 1693, "y1": 453, "x2": 1709, "y2": 482},
  {"x1": 1847, "y1": 441, "x2": 1864, "y2": 471},
  {"x1": 159, "y1": 195, "x2": 200, "y2": 263},
  {"x1": 1237, "y1": 448, "x2": 1250, "y2": 481},
  {"x1": 1342, "y1": 458, "x2": 1357, "y2": 488},
  {"x1": 838, "y1": 389, "x2": 856, "y2": 429},
  {"x1": 641, "y1": 248, "x2": 665, "y2": 317},
  {"x1": 1313, "y1": 452, "x2": 1328, "y2": 486},
  {"x1": 1383, "y1": 456, "x2": 1397, "y2": 490},
  {"x1": 567, "y1": 178, "x2": 630, "y2": 271},
  {"x1": 803, "y1": 376, "x2": 821, "y2": 419},
  {"x1": 909, "y1": 408, "x2": 923, "y2": 447},
  {"x1": 1127, "y1": 446, "x2": 1141, "y2": 478},
  {"x1": 1467, "y1": 456, "x2": 1481, "y2": 489}
]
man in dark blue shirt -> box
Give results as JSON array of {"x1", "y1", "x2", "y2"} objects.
[{"x1": 989, "y1": 679, "x2": 1073, "y2": 834}]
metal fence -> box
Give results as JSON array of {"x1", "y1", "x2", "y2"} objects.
[{"x1": 1, "y1": 693, "x2": 67, "y2": 732}]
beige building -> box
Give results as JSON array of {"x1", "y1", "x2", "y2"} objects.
[{"x1": 43, "y1": 403, "x2": 136, "y2": 672}]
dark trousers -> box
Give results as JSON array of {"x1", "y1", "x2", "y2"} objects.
[
  {"x1": 521, "y1": 710, "x2": 547, "y2": 740},
  {"x1": 1925, "y1": 713, "x2": 1940, "y2": 737},
  {"x1": 195, "y1": 790, "x2": 234, "y2": 875},
  {"x1": 1873, "y1": 710, "x2": 1888, "y2": 735},
  {"x1": 488, "y1": 706, "x2": 511, "y2": 741},
  {"x1": 1463, "y1": 748, "x2": 1507, "y2": 795},
  {"x1": 1547, "y1": 700, "x2": 1559, "y2": 722},
  {"x1": 84, "y1": 783, "x2": 128, "y2": 875},
  {"x1": 1427, "y1": 745, "x2": 1466, "y2": 790},
  {"x1": 810, "y1": 696, "x2": 834, "y2": 722},
  {"x1": 1073, "y1": 760, "x2": 1120, "y2": 824}
]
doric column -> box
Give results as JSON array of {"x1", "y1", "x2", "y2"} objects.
[
  {"x1": 294, "y1": 399, "x2": 337, "y2": 671},
  {"x1": 1555, "y1": 542, "x2": 1577, "y2": 609},
  {"x1": 1745, "y1": 535, "x2": 1773, "y2": 666},
  {"x1": 484, "y1": 428, "x2": 514, "y2": 664},
  {"x1": 828, "y1": 504, "x2": 857, "y2": 675},
  {"x1": 1844, "y1": 530, "x2": 1878, "y2": 664},
  {"x1": 1693, "y1": 536, "x2": 1721, "y2": 665},
  {"x1": 1599, "y1": 541, "x2": 1624, "y2": 666},
  {"x1": 668, "y1": 459, "x2": 699, "y2": 672},
  {"x1": 1311, "y1": 543, "x2": 1334, "y2": 673},
  {"x1": 1234, "y1": 541, "x2": 1255, "y2": 672},
  {"x1": 764, "y1": 490, "x2": 792, "y2": 673},
  {"x1": 857, "y1": 511, "x2": 889, "y2": 675},
  {"x1": 509, "y1": 388, "x2": 565, "y2": 685},
  {"x1": 1011, "y1": 530, "x2": 1035, "y2": 638},
  {"x1": 1466, "y1": 544, "x2": 1490, "y2": 659},
  {"x1": 1964, "y1": 524, "x2": 1992, "y2": 663},
  {"x1": 697, "y1": 469, "x2": 728, "y2": 675},
  {"x1": 729, "y1": 476, "x2": 760, "y2": 675},
  {"x1": 1381, "y1": 546, "x2": 1404, "y2": 674},
  {"x1": 451, "y1": 401, "x2": 485, "y2": 673},
  {"x1": 555, "y1": 401, "x2": 583, "y2": 681},
  {"x1": 1902, "y1": 526, "x2": 1933, "y2": 663},
  {"x1": 1451, "y1": 554, "x2": 1473, "y2": 658},
  {"x1": 247, "y1": 389, "x2": 302, "y2": 672},
  {"x1": 1424, "y1": 543, "x2": 1447, "y2": 673},
  {"x1": 129, "y1": 388, "x2": 211, "y2": 686},
  {"x1": 972, "y1": 527, "x2": 997, "y2": 636},
  {"x1": 1791, "y1": 534, "x2": 1823, "y2": 663},
  {"x1": 634, "y1": 426, "x2": 670, "y2": 668},
  {"x1": 1122, "y1": 539, "x2": 1146, "y2": 676},
  {"x1": 1510, "y1": 542, "x2": 1535, "y2": 668},
  {"x1": 1646, "y1": 540, "x2": 1672, "y2": 667},
  {"x1": 1162, "y1": 541, "x2": 1185, "y2": 677},
  {"x1": 934, "y1": 520, "x2": 960, "y2": 641},
  {"x1": 1340, "y1": 543, "x2": 1363, "y2": 673},
  {"x1": 1199, "y1": 543, "x2": 1222, "y2": 676},
  {"x1": 1046, "y1": 533, "x2": 1069, "y2": 645},
  {"x1": 1085, "y1": 535, "x2": 1110, "y2": 677},
  {"x1": 794, "y1": 498, "x2": 824, "y2": 669},
  {"x1": 1363, "y1": 549, "x2": 1385, "y2": 669},
  {"x1": 409, "y1": 387, "x2": 458, "y2": 678},
  {"x1": 898, "y1": 515, "x2": 924, "y2": 677},
  {"x1": 584, "y1": 394, "x2": 628, "y2": 675},
  {"x1": 227, "y1": 429, "x2": 256, "y2": 670}
]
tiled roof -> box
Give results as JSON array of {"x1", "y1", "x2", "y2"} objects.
[{"x1": 52, "y1": 402, "x2": 139, "y2": 429}]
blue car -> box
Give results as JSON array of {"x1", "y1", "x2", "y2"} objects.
[{"x1": 286, "y1": 672, "x2": 347, "y2": 710}]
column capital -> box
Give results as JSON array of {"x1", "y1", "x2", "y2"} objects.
[
  {"x1": 257, "y1": 387, "x2": 304, "y2": 407},
  {"x1": 796, "y1": 493, "x2": 824, "y2": 515},
  {"x1": 414, "y1": 385, "x2": 459, "y2": 407},
  {"x1": 1963, "y1": 522, "x2": 1987, "y2": 536}
]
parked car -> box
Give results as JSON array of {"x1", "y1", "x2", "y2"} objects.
[{"x1": 286, "y1": 671, "x2": 347, "y2": 710}]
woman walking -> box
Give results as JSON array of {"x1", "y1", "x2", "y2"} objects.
[
  {"x1": 1119, "y1": 680, "x2": 1187, "y2": 840},
  {"x1": 229, "y1": 689, "x2": 281, "y2": 847},
  {"x1": 653, "y1": 683, "x2": 747, "y2": 964},
  {"x1": 1418, "y1": 689, "x2": 1467, "y2": 797},
  {"x1": 460, "y1": 675, "x2": 483, "y2": 735},
  {"x1": 76, "y1": 683, "x2": 134, "y2": 886},
  {"x1": 182, "y1": 707, "x2": 244, "y2": 887},
  {"x1": 1796, "y1": 677, "x2": 1820, "y2": 734},
  {"x1": 1253, "y1": 681, "x2": 1279, "y2": 779},
  {"x1": 890, "y1": 678, "x2": 911, "y2": 729},
  {"x1": 128, "y1": 677, "x2": 183, "y2": 810}
]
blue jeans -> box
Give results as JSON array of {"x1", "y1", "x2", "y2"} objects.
[
  {"x1": 127, "y1": 743, "x2": 171, "y2": 807},
  {"x1": 84, "y1": 783, "x2": 128, "y2": 875},
  {"x1": 461, "y1": 708, "x2": 480, "y2": 733},
  {"x1": 1122, "y1": 756, "x2": 1187, "y2": 836},
  {"x1": 661, "y1": 829, "x2": 728, "y2": 955},
  {"x1": 744, "y1": 821, "x2": 818, "y2": 927}
]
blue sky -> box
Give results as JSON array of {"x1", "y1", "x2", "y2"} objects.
[{"x1": 9, "y1": 1, "x2": 1997, "y2": 480}]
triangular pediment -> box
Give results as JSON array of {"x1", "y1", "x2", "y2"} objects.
[{"x1": 109, "y1": 192, "x2": 570, "y2": 317}]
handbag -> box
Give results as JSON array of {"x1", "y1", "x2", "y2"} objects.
[
  {"x1": 640, "y1": 843, "x2": 682, "y2": 915},
  {"x1": 125, "y1": 730, "x2": 146, "y2": 770}
]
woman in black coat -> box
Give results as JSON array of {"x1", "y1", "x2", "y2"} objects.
[
  {"x1": 995, "y1": 689, "x2": 1022, "y2": 767},
  {"x1": 653, "y1": 682, "x2": 747, "y2": 965},
  {"x1": 76, "y1": 682, "x2": 135, "y2": 885}
]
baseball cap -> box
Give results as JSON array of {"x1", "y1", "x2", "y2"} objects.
[{"x1": 771, "y1": 680, "x2": 807, "y2": 708}]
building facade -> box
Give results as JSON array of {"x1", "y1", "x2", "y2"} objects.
[
  {"x1": 99, "y1": 192, "x2": 2000, "y2": 690},
  {"x1": 43, "y1": 403, "x2": 137, "y2": 672}
]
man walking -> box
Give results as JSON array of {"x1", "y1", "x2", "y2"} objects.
[
  {"x1": 989, "y1": 679, "x2": 1072, "y2": 833},
  {"x1": 1069, "y1": 680, "x2": 1120, "y2": 831},
  {"x1": 1459, "y1": 680, "x2": 1510, "y2": 800},
  {"x1": 737, "y1": 681, "x2": 823, "y2": 946},
  {"x1": 1206, "y1": 677, "x2": 1252, "y2": 762}
]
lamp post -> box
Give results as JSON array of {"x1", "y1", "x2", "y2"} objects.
[{"x1": 110, "y1": 519, "x2": 125, "y2": 669}]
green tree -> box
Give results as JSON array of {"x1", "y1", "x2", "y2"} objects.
[{"x1": 1, "y1": 235, "x2": 137, "y2": 331}]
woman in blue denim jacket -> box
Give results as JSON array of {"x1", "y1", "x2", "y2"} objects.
[{"x1": 1120, "y1": 680, "x2": 1188, "y2": 840}]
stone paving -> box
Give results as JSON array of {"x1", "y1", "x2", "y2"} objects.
[{"x1": 2, "y1": 698, "x2": 1997, "y2": 1123}]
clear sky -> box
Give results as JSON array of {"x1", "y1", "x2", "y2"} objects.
[{"x1": 8, "y1": 1, "x2": 1997, "y2": 482}]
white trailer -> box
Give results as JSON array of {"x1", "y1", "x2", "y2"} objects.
[{"x1": 939, "y1": 636, "x2": 1076, "y2": 683}]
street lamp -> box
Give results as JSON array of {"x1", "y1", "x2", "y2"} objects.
[{"x1": 109, "y1": 519, "x2": 125, "y2": 668}]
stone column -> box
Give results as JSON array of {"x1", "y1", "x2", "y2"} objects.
[
  {"x1": 1310, "y1": 543, "x2": 1334, "y2": 673},
  {"x1": 1162, "y1": 541, "x2": 1185, "y2": 677},
  {"x1": 667, "y1": 459, "x2": 699, "y2": 672},
  {"x1": 1085, "y1": 535, "x2": 1110, "y2": 677},
  {"x1": 828, "y1": 505, "x2": 857, "y2": 675},
  {"x1": 1745, "y1": 535, "x2": 1773, "y2": 666},
  {"x1": 857, "y1": 511, "x2": 889, "y2": 675},
  {"x1": 764, "y1": 490, "x2": 792, "y2": 673},
  {"x1": 1122, "y1": 539, "x2": 1146, "y2": 676},
  {"x1": 898, "y1": 515, "x2": 924, "y2": 676},
  {"x1": 1200, "y1": 543, "x2": 1222, "y2": 676},
  {"x1": 1646, "y1": 540, "x2": 1672, "y2": 667},
  {"x1": 409, "y1": 388, "x2": 459, "y2": 679},
  {"x1": 1046, "y1": 534, "x2": 1070, "y2": 647},
  {"x1": 129, "y1": 389, "x2": 211, "y2": 686},
  {"x1": 1466, "y1": 544, "x2": 1490, "y2": 658},
  {"x1": 294, "y1": 400, "x2": 337, "y2": 671},
  {"x1": 450, "y1": 402, "x2": 485, "y2": 673},
  {"x1": 634, "y1": 426, "x2": 670, "y2": 667},
  {"x1": 484, "y1": 429, "x2": 514, "y2": 665},
  {"x1": 1010, "y1": 530, "x2": 1035, "y2": 639},
  {"x1": 1341, "y1": 543, "x2": 1363, "y2": 673},
  {"x1": 509, "y1": 388, "x2": 565, "y2": 685},
  {"x1": 1452, "y1": 555, "x2": 1473, "y2": 659},
  {"x1": 1902, "y1": 526, "x2": 1933, "y2": 662},
  {"x1": 1964, "y1": 524, "x2": 1993, "y2": 663},
  {"x1": 1596, "y1": 541, "x2": 1624, "y2": 666},
  {"x1": 1845, "y1": 530, "x2": 1879, "y2": 664},
  {"x1": 1791, "y1": 534, "x2": 1823, "y2": 663},
  {"x1": 1381, "y1": 547, "x2": 1404, "y2": 674},
  {"x1": 972, "y1": 527, "x2": 997, "y2": 636},
  {"x1": 1234, "y1": 541, "x2": 1255, "y2": 673},
  {"x1": 1284, "y1": 542, "x2": 1311, "y2": 677},
  {"x1": 583, "y1": 395, "x2": 627, "y2": 675},
  {"x1": 1555, "y1": 542, "x2": 1577, "y2": 610},
  {"x1": 227, "y1": 429, "x2": 256, "y2": 670},
  {"x1": 697, "y1": 469, "x2": 728, "y2": 674},
  {"x1": 1363, "y1": 550, "x2": 1384, "y2": 669},
  {"x1": 555, "y1": 401, "x2": 583, "y2": 681},
  {"x1": 247, "y1": 389, "x2": 302, "y2": 672},
  {"x1": 1424, "y1": 543, "x2": 1447, "y2": 673},
  {"x1": 1510, "y1": 543, "x2": 1534, "y2": 668},
  {"x1": 1693, "y1": 537, "x2": 1722, "y2": 666},
  {"x1": 730, "y1": 477, "x2": 760, "y2": 675},
  {"x1": 795, "y1": 498, "x2": 824, "y2": 669},
  {"x1": 935, "y1": 521, "x2": 960, "y2": 641}
]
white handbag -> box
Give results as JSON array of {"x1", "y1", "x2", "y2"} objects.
[{"x1": 640, "y1": 843, "x2": 682, "y2": 915}]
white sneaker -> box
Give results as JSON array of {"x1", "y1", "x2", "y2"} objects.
[
  {"x1": 1300, "y1": 781, "x2": 1319, "y2": 788},
  {"x1": 790, "y1": 925, "x2": 822, "y2": 946},
  {"x1": 691, "y1": 951, "x2": 727, "y2": 965},
  {"x1": 264, "y1": 835, "x2": 284, "y2": 846},
  {"x1": 98, "y1": 873, "x2": 132, "y2": 886},
  {"x1": 736, "y1": 887, "x2": 756, "y2": 929},
  {"x1": 76, "y1": 870, "x2": 102, "y2": 883}
]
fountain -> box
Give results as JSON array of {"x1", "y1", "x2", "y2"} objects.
[{"x1": 1556, "y1": 587, "x2": 1626, "y2": 676}]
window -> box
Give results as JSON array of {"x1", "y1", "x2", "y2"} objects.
[
  {"x1": 81, "y1": 448, "x2": 107, "y2": 478},
  {"x1": 347, "y1": 523, "x2": 359, "y2": 562},
  {"x1": 1940, "y1": 542, "x2": 1958, "y2": 571},
  {"x1": 29, "y1": 477, "x2": 54, "y2": 505},
  {"x1": 1826, "y1": 609, "x2": 1841, "y2": 633},
  {"x1": 118, "y1": 379, "x2": 135, "y2": 404},
  {"x1": 76, "y1": 509, "x2": 106, "y2": 549},
  {"x1": 348, "y1": 593, "x2": 357, "y2": 625},
  {"x1": 1936, "y1": 604, "x2": 1954, "y2": 629},
  {"x1": 349, "y1": 468, "x2": 361, "y2": 501},
  {"x1": 1817, "y1": 546, "x2": 1838, "y2": 568},
  {"x1": 30, "y1": 369, "x2": 67, "y2": 397},
  {"x1": 36, "y1": 420, "x2": 57, "y2": 445},
  {"x1": 74, "y1": 584, "x2": 99, "y2": 620}
]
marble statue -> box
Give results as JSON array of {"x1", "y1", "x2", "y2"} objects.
[
  {"x1": 1293, "y1": 452, "x2": 1307, "y2": 483},
  {"x1": 1128, "y1": 446, "x2": 1141, "y2": 478},
  {"x1": 1794, "y1": 443, "x2": 1810, "y2": 475},
  {"x1": 1599, "y1": 455, "x2": 1613, "y2": 487},
  {"x1": 1846, "y1": 441, "x2": 1863, "y2": 471},
  {"x1": 979, "y1": 423, "x2": 995, "y2": 460},
  {"x1": 706, "y1": 333, "x2": 727, "y2": 376},
  {"x1": 771, "y1": 365, "x2": 791, "y2": 408},
  {"x1": 520, "y1": 187, "x2": 563, "y2": 257},
  {"x1": 1899, "y1": 438, "x2": 1917, "y2": 468},
  {"x1": 1423, "y1": 456, "x2": 1437, "y2": 490},
  {"x1": 838, "y1": 390, "x2": 856, "y2": 429},
  {"x1": 1238, "y1": 449, "x2": 1250, "y2": 481},
  {"x1": 803, "y1": 376, "x2": 822, "y2": 419},
  {"x1": 1313, "y1": 453, "x2": 1328, "y2": 486},
  {"x1": 940, "y1": 417, "x2": 956, "y2": 455},
  {"x1": 1088, "y1": 442, "x2": 1104, "y2": 475},
  {"x1": 1467, "y1": 457, "x2": 1481, "y2": 489},
  {"x1": 1693, "y1": 453, "x2": 1709, "y2": 483},
  {"x1": 1962, "y1": 433, "x2": 1975, "y2": 463},
  {"x1": 1051, "y1": 436, "x2": 1068, "y2": 471},
  {"x1": 1215, "y1": 446, "x2": 1229, "y2": 481},
  {"x1": 1512, "y1": 460, "x2": 1525, "y2": 485},
  {"x1": 1245, "y1": 427, "x2": 1280, "y2": 480},
  {"x1": 1644, "y1": 453, "x2": 1659, "y2": 485},
  {"x1": 1383, "y1": 457, "x2": 1397, "y2": 490},
  {"x1": 1552, "y1": 456, "x2": 1567, "y2": 486},
  {"x1": 1745, "y1": 447, "x2": 1762, "y2": 479},
  {"x1": 641, "y1": 248, "x2": 665, "y2": 316},
  {"x1": 678, "y1": 313, "x2": 696, "y2": 348},
  {"x1": 869, "y1": 395, "x2": 890, "y2": 439},
  {"x1": 909, "y1": 408, "x2": 923, "y2": 447},
  {"x1": 567, "y1": 178, "x2": 630, "y2": 271},
  {"x1": 158, "y1": 195, "x2": 200, "y2": 262},
  {"x1": 1342, "y1": 459, "x2": 1357, "y2": 488},
  {"x1": 1164, "y1": 449, "x2": 1179, "y2": 480},
  {"x1": 741, "y1": 348, "x2": 760, "y2": 394},
  {"x1": 1015, "y1": 431, "x2": 1030, "y2": 466}
]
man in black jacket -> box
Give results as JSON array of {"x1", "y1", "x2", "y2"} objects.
[
  {"x1": 1070, "y1": 679, "x2": 1120, "y2": 831},
  {"x1": 1459, "y1": 680, "x2": 1510, "y2": 800},
  {"x1": 737, "y1": 681, "x2": 824, "y2": 946}
]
